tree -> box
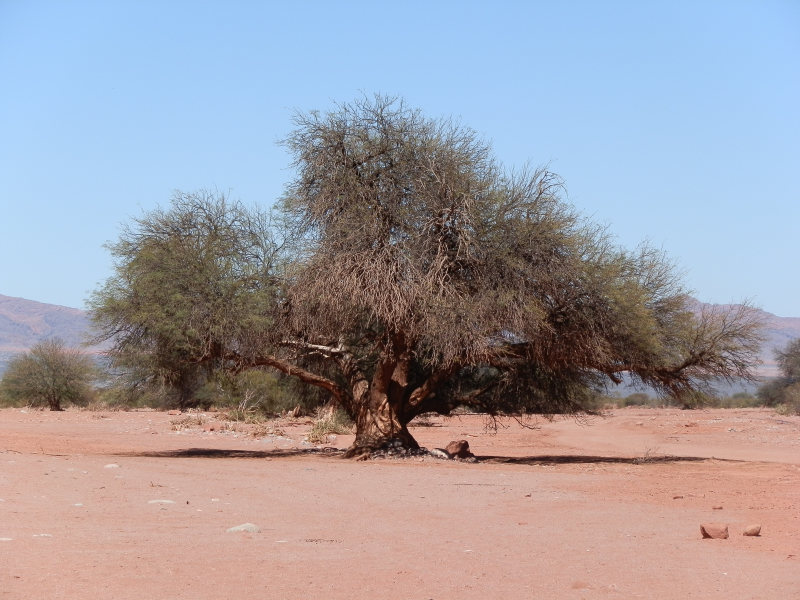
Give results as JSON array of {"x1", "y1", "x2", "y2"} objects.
[
  {"x1": 91, "y1": 96, "x2": 764, "y2": 456},
  {"x1": 88, "y1": 190, "x2": 280, "y2": 408},
  {"x1": 0, "y1": 338, "x2": 98, "y2": 410},
  {"x1": 265, "y1": 96, "x2": 763, "y2": 454},
  {"x1": 758, "y1": 338, "x2": 800, "y2": 412}
]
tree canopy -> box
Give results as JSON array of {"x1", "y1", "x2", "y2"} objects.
[
  {"x1": 91, "y1": 95, "x2": 764, "y2": 455},
  {"x1": 89, "y1": 191, "x2": 279, "y2": 407}
]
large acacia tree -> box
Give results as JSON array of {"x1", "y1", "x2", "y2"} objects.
[{"x1": 92, "y1": 96, "x2": 763, "y2": 456}]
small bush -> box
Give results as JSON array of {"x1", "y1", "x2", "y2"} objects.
[
  {"x1": 623, "y1": 392, "x2": 651, "y2": 407},
  {"x1": 307, "y1": 407, "x2": 354, "y2": 443},
  {"x1": 774, "y1": 382, "x2": 800, "y2": 416},
  {"x1": 0, "y1": 339, "x2": 99, "y2": 411}
]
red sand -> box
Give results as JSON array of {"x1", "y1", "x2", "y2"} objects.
[{"x1": 1, "y1": 407, "x2": 798, "y2": 599}]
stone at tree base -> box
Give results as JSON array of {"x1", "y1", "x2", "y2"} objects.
[
  {"x1": 428, "y1": 448, "x2": 450, "y2": 459},
  {"x1": 445, "y1": 440, "x2": 473, "y2": 459},
  {"x1": 743, "y1": 524, "x2": 762, "y2": 536},
  {"x1": 700, "y1": 523, "x2": 729, "y2": 539}
]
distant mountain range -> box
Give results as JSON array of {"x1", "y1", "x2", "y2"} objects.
[
  {"x1": 0, "y1": 293, "x2": 798, "y2": 379},
  {"x1": 0, "y1": 294, "x2": 101, "y2": 374}
]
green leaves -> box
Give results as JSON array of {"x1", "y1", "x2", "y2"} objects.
[{"x1": 0, "y1": 339, "x2": 97, "y2": 410}]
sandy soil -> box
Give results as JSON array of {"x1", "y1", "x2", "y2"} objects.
[{"x1": 1, "y1": 407, "x2": 798, "y2": 599}]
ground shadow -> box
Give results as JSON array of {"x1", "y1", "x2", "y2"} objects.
[
  {"x1": 478, "y1": 454, "x2": 721, "y2": 466},
  {"x1": 114, "y1": 447, "x2": 345, "y2": 459},
  {"x1": 114, "y1": 447, "x2": 724, "y2": 465}
]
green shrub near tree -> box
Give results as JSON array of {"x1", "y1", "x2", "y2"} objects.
[{"x1": 758, "y1": 339, "x2": 800, "y2": 414}]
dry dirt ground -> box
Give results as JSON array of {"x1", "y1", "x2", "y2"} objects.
[{"x1": 1, "y1": 407, "x2": 798, "y2": 599}]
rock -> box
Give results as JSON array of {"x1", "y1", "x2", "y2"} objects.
[
  {"x1": 428, "y1": 448, "x2": 450, "y2": 460},
  {"x1": 712, "y1": 506, "x2": 723, "y2": 510},
  {"x1": 700, "y1": 523, "x2": 729, "y2": 539},
  {"x1": 103, "y1": 463, "x2": 120, "y2": 469},
  {"x1": 227, "y1": 523, "x2": 260, "y2": 533},
  {"x1": 743, "y1": 524, "x2": 762, "y2": 537},
  {"x1": 147, "y1": 499, "x2": 175, "y2": 505},
  {"x1": 445, "y1": 440, "x2": 473, "y2": 459}
]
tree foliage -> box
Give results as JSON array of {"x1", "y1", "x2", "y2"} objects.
[
  {"x1": 90, "y1": 96, "x2": 765, "y2": 454},
  {"x1": 758, "y1": 338, "x2": 800, "y2": 412},
  {"x1": 89, "y1": 191, "x2": 279, "y2": 408},
  {"x1": 0, "y1": 339, "x2": 98, "y2": 410}
]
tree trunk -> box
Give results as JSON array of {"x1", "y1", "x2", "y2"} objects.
[
  {"x1": 342, "y1": 355, "x2": 419, "y2": 458},
  {"x1": 344, "y1": 397, "x2": 418, "y2": 457}
]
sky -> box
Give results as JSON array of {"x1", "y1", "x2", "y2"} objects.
[{"x1": 1, "y1": 1, "x2": 798, "y2": 316}]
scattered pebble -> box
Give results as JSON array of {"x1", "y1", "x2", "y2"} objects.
[
  {"x1": 148, "y1": 499, "x2": 175, "y2": 505},
  {"x1": 227, "y1": 523, "x2": 260, "y2": 533},
  {"x1": 743, "y1": 524, "x2": 762, "y2": 537},
  {"x1": 0, "y1": 537, "x2": 13, "y2": 541},
  {"x1": 104, "y1": 464, "x2": 120, "y2": 469},
  {"x1": 700, "y1": 523, "x2": 729, "y2": 539}
]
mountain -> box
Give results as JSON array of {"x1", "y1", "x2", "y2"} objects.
[
  {"x1": 0, "y1": 294, "x2": 100, "y2": 374},
  {"x1": 755, "y1": 310, "x2": 800, "y2": 376},
  {"x1": 0, "y1": 293, "x2": 797, "y2": 379}
]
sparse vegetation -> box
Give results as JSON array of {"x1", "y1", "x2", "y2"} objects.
[
  {"x1": 0, "y1": 338, "x2": 99, "y2": 411},
  {"x1": 307, "y1": 407, "x2": 354, "y2": 443},
  {"x1": 758, "y1": 339, "x2": 800, "y2": 415}
]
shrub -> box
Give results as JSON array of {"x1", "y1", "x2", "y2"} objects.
[
  {"x1": 307, "y1": 407, "x2": 354, "y2": 443},
  {"x1": 0, "y1": 339, "x2": 99, "y2": 410}
]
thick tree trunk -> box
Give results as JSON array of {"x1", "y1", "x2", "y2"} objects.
[
  {"x1": 342, "y1": 350, "x2": 419, "y2": 458},
  {"x1": 344, "y1": 395, "x2": 418, "y2": 458}
]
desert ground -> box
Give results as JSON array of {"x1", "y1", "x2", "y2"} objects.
[{"x1": 1, "y1": 407, "x2": 798, "y2": 599}]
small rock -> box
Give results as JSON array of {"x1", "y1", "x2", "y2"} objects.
[
  {"x1": 743, "y1": 524, "x2": 762, "y2": 537},
  {"x1": 672, "y1": 495, "x2": 684, "y2": 499},
  {"x1": 445, "y1": 440, "x2": 474, "y2": 459},
  {"x1": 700, "y1": 523, "x2": 729, "y2": 539},
  {"x1": 148, "y1": 499, "x2": 175, "y2": 505},
  {"x1": 712, "y1": 506, "x2": 723, "y2": 510},
  {"x1": 227, "y1": 523, "x2": 260, "y2": 533},
  {"x1": 429, "y1": 448, "x2": 450, "y2": 460},
  {"x1": 104, "y1": 463, "x2": 120, "y2": 469}
]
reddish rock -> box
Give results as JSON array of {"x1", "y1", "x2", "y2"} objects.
[
  {"x1": 445, "y1": 440, "x2": 473, "y2": 459},
  {"x1": 743, "y1": 524, "x2": 762, "y2": 537},
  {"x1": 700, "y1": 523, "x2": 729, "y2": 539}
]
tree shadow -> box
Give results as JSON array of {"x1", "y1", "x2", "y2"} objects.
[
  {"x1": 477, "y1": 454, "x2": 723, "y2": 466},
  {"x1": 112, "y1": 448, "x2": 736, "y2": 466},
  {"x1": 114, "y1": 447, "x2": 345, "y2": 459}
]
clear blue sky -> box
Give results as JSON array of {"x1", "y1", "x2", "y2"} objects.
[{"x1": 1, "y1": 1, "x2": 798, "y2": 316}]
